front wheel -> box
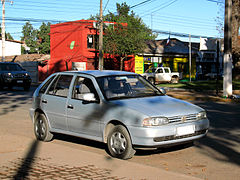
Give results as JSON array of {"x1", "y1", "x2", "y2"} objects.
[
  {"x1": 24, "y1": 85, "x2": 30, "y2": 91},
  {"x1": 107, "y1": 125, "x2": 135, "y2": 160},
  {"x1": 34, "y1": 114, "x2": 53, "y2": 142}
]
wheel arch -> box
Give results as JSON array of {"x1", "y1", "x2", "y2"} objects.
[
  {"x1": 33, "y1": 108, "x2": 52, "y2": 129},
  {"x1": 103, "y1": 120, "x2": 131, "y2": 143}
]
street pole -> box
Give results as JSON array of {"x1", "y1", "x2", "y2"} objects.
[
  {"x1": 189, "y1": 34, "x2": 192, "y2": 82},
  {"x1": 223, "y1": 0, "x2": 232, "y2": 97},
  {"x1": 1, "y1": 0, "x2": 5, "y2": 62},
  {"x1": 216, "y1": 39, "x2": 220, "y2": 95},
  {"x1": 98, "y1": 0, "x2": 104, "y2": 70}
]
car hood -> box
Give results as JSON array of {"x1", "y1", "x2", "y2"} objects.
[
  {"x1": 1, "y1": 70, "x2": 28, "y2": 74},
  {"x1": 110, "y1": 95, "x2": 203, "y2": 117}
]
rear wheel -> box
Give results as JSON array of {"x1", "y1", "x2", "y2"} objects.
[
  {"x1": 171, "y1": 77, "x2": 179, "y2": 84},
  {"x1": 107, "y1": 125, "x2": 135, "y2": 160},
  {"x1": 34, "y1": 114, "x2": 53, "y2": 142}
]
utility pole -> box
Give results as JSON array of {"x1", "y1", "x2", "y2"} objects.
[
  {"x1": 223, "y1": 0, "x2": 232, "y2": 97},
  {"x1": 216, "y1": 39, "x2": 220, "y2": 95},
  {"x1": 189, "y1": 34, "x2": 192, "y2": 82},
  {"x1": 98, "y1": 0, "x2": 104, "y2": 70},
  {"x1": 1, "y1": 0, "x2": 12, "y2": 62}
]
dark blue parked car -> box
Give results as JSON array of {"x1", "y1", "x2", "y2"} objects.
[{"x1": 0, "y1": 62, "x2": 31, "y2": 91}]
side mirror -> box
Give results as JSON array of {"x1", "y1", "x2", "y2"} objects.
[
  {"x1": 82, "y1": 93, "x2": 97, "y2": 102},
  {"x1": 159, "y1": 88, "x2": 166, "y2": 95}
]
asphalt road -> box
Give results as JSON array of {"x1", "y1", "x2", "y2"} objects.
[{"x1": 0, "y1": 86, "x2": 239, "y2": 180}]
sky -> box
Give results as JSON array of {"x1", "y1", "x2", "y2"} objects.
[{"x1": 2, "y1": 0, "x2": 223, "y2": 42}]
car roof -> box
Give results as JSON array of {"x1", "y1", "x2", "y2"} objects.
[
  {"x1": 60, "y1": 70, "x2": 136, "y2": 78},
  {"x1": 0, "y1": 62, "x2": 19, "y2": 64}
]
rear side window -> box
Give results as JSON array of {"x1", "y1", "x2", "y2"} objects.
[
  {"x1": 47, "y1": 75, "x2": 73, "y2": 98},
  {"x1": 39, "y1": 75, "x2": 56, "y2": 94}
]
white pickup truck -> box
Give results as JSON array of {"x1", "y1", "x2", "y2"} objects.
[{"x1": 141, "y1": 67, "x2": 180, "y2": 84}]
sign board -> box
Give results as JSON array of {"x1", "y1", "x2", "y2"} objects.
[
  {"x1": 72, "y1": 62, "x2": 86, "y2": 71},
  {"x1": 135, "y1": 55, "x2": 144, "y2": 74},
  {"x1": 200, "y1": 37, "x2": 217, "y2": 51}
]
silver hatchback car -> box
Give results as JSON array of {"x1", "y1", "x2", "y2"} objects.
[{"x1": 30, "y1": 70, "x2": 209, "y2": 159}]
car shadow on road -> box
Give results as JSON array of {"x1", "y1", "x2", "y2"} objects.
[
  {"x1": 53, "y1": 133, "x2": 107, "y2": 151},
  {"x1": 135, "y1": 142, "x2": 194, "y2": 156}
]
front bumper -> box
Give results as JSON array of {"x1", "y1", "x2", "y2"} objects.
[
  {"x1": 128, "y1": 119, "x2": 209, "y2": 148},
  {"x1": 3, "y1": 78, "x2": 31, "y2": 86}
]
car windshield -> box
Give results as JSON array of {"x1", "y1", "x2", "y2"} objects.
[
  {"x1": 96, "y1": 75, "x2": 162, "y2": 100},
  {"x1": 0, "y1": 64, "x2": 23, "y2": 71},
  {"x1": 145, "y1": 68, "x2": 156, "y2": 73}
]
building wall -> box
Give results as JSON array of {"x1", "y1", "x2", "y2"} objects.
[
  {"x1": 38, "y1": 20, "x2": 135, "y2": 81},
  {"x1": 0, "y1": 40, "x2": 21, "y2": 56}
]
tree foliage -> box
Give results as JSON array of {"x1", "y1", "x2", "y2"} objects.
[
  {"x1": 38, "y1": 22, "x2": 51, "y2": 54},
  {"x1": 21, "y1": 22, "x2": 38, "y2": 53},
  {"x1": 91, "y1": 2, "x2": 156, "y2": 70},
  {"x1": 21, "y1": 22, "x2": 51, "y2": 54},
  {"x1": 0, "y1": 27, "x2": 14, "y2": 40}
]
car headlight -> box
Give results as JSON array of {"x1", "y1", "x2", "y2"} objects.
[
  {"x1": 143, "y1": 117, "x2": 169, "y2": 127},
  {"x1": 4, "y1": 73, "x2": 13, "y2": 78},
  {"x1": 196, "y1": 111, "x2": 207, "y2": 120}
]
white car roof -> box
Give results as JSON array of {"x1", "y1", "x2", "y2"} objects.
[{"x1": 61, "y1": 70, "x2": 136, "y2": 77}]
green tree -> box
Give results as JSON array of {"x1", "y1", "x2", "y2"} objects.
[
  {"x1": 0, "y1": 27, "x2": 14, "y2": 40},
  {"x1": 21, "y1": 21, "x2": 38, "y2": 54},
  {"x1": 91, "y1": 2, "x2": 156, "y2": 70},
  {"x1": 38, "y1": 22, "x2": 51, "y2": 54}
]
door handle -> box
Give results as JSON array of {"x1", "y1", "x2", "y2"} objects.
[
  {"x1": 67, "y1": 104, "x2": 74, "y2": 109},
  {"x1": 42, "y1": 99, "x2": 47, "y2": 104}
]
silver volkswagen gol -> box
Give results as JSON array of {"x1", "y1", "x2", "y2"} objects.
[{"x1": 30, "y1": 70, "x2": 209, "y2": 159}]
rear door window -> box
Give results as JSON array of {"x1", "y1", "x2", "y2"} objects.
[
  {"x1": 47, "y1": 75, "x2": 73, "y2": 98},
  {"x1": 39, "y1": 75, "x2": 56, "y2": 94}
]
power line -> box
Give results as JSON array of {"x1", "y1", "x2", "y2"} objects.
[
  {"x1": 151, "y1": 0, "x2": 178, "y2": 14},
  {"x1": 130, "y1": 0, "x2": 152, "y2": 9},
  {"x1": 103, "y1": 0, "x2": 110, "y2": 13},
  {"x1": 152, "y1": 29, "x2": 216, "y2": 39},
  {"x1": 206, "y1": 0, "x2": 224, "y2": 4},
  {"x1": 140, "y1": 0, "x2": 178, "y2": 17}
]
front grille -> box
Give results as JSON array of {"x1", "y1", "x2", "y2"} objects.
[
  {"x1": 168, "y1": 114, "x2": 198, "y2": 123},
  {"x1": 153, "y1": 129, "x2": 207, "y2": 142},
  {"x1": 13, "y1": 74, "x2": 25, "y2": 78}
]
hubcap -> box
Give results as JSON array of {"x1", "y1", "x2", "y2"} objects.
[
  {"x1": 35, "y1": 119, "x2": 46, "y2": 139},
  {"x1": 110, "y1": 132, "x2": 126, "y2": 154}
]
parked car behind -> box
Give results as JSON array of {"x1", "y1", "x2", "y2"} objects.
[
  {"x1": 30, "y1": 70, "x2": 209, "y2": 159},
  {"x1": 142, "y1": 67, "x2": 180, "y2": 84},
  {"x1": 0, "y1": 62, "x2": 32, "y2": 91}
]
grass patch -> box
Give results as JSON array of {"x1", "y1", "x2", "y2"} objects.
[{"x1": 157, "y1": 80, "x2": 240, "y2": 91}]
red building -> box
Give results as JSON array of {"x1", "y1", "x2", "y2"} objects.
[{"x1": 39, "y1": 20, "x2": 135, "y2": 81}]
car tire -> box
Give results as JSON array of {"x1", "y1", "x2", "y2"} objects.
[
  {"x1": 107, "y1": 125, "x2": 135, "y2": 160},
  {"x1": 148, "y1": 78, "x2": 155, "y2": 85},
  {"x1": 34, "y1": 113, "x2": 53, "y2": 142},
  {"x1": 171, "y1": 77, "x2": 179, "y2": 84},
  {"x1": 24, "y1": 85, "x2": 30, "y2": 91},
  {"x1": 8, "y1": 85, "x2": 12, "y2": 90}
]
